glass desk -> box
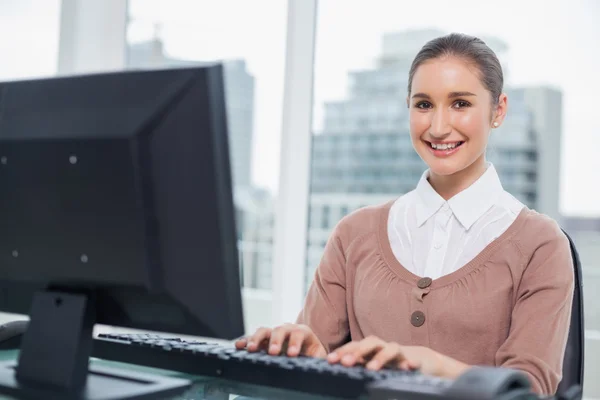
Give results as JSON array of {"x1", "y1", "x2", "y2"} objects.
[{"x1": 0, "y1": 350, "x2": 356, "y2": 400}]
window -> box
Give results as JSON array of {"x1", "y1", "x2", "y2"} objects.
[
  {"x1": 309, "y1": 1, "x2": 599, "y2": 398},
  {"x1": 0, "y1": 0, "x2": 61, "y2": 82},
  {"x1": 340, "y1": 205, "x2": 349, "y2": 217}
]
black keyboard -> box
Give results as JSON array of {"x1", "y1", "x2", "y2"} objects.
[{"x1": 93, "y1": 333, "x2": 450, "y2": 399}]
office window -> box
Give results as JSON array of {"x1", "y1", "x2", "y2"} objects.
[
  {"x1": 127, "y1": 0, "x2": 287, "y2": 294},
  {"x1": 308, "y1": 1, "x2": 599, "y2": 398},
  {"x1": 0, "y1": 0, "x2": 61, "y2": 82}
]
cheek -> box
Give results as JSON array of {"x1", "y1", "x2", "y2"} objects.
[
  {"x1": 451, "y1": 112, "x2": 487, "y2": 139},
  {"x1": 409, "y1": 111, "x2": 429, "y2": 139}
]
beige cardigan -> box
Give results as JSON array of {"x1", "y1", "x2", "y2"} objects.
[{"x1": 297, "y1": 201, "x2": 574, "y2": 395}]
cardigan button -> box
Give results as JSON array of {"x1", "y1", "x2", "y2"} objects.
[
  {"x1": 417, "y1": 277, "x2": 432, "y2": 289},
  {"x1": 411, "y1": 311, "x2": 426, "y2": 327}
]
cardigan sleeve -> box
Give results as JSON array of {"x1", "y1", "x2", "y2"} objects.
[
  {"x1": 495, "y1": 223, "x2": 574, "y2": 395},
  {"x1": 296, "y1": 221, "x2": 350, "y2": 353}
]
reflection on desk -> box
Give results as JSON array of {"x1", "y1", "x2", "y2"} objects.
[
  {"x1": 0, "y1": 349, "x2": 344, "y2": 400},
  {"x1": 0, "y1": 346, "x2": 542, "y2": 400}
]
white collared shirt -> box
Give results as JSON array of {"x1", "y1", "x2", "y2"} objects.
[{"x1": 387, "y1": 163, "x2": 525, "y2": 279}]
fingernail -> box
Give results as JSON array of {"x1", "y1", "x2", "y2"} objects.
[
  {"x1": 288, "y1": 346, "x2": 298, "y2": 355},
  {"x1": 269, "y1": 344, "x2": 279, "y2": 353},
  {"x1": 247, "y1": 341, "x2": 255, "y2": 348},
  {"x1": 327, "y1": 353, "x2": 339, "y2": 362},
  {"x1": 367, "y1": 361, "x2": 380, "y2": 370}
]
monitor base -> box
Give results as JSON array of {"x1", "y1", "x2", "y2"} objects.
[
  {"x1": 0, "y1": 361, "x2": 191, "y2": 400},
  {"x1": 0, "y1": 289, "x2": 191, "y2": 399}
]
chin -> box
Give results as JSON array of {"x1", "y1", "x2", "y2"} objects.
[
  {"x1": 427, "y1": 162, "x2": 466, "y2": 177},
  {"x1": 416, "y1": 151, "x2": 465, "y2": 177}
]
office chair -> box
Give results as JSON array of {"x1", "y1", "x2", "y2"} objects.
[{"x1": 556, "y1": 229, "x2": 585, "y2": 400}]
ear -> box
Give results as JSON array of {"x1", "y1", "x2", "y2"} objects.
[{"x1": 491, "y1": 93, "x2": 508, "y2": 128}]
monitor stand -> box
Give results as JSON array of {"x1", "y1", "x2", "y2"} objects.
[{"x1": 0, "y1": 290, "x2": 191, "y2": 400}]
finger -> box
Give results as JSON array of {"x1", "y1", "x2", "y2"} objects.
[
  {"x1": 234, "y1": 337, "x2": 247, "y2": 349},
  {"x1": 399, "y1": 359, "x2": 418, "y2": 371},
  {"x1": 327, "y1": 341, "x2": 360, "y2": 363},
  {"x1": 286, "y1": 329, "x2": 307, "y2": 357},
  {"x1": 367, "y1": 344, "x2": 404, "y2": 371},
  {"x1": 405, "y1": 359, "x2": 421, "y2": 370},
  {"x1": 246, "y1": 327, "x2": 272, "y2": 352},
  {"x1": 338, "y1": 336, "x2": 385, "y2": 366},
  {"x1": 347, "y1": 338, "x2": 386, "y2": 366},
  {"x1": 268, "y1": 325, "x2": 292, "y2": 355}
]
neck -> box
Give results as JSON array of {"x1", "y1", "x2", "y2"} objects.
[{"x1": 427, "y1": 156, "x2": 487, "y2": 201}]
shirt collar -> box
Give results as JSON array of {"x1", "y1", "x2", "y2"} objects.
[
  {"x1": 415, "y1": 163, "x2": 504, "y2": 230},
  {"x1": 415, "y1": 170, "x2": 446, "y2": 226}
]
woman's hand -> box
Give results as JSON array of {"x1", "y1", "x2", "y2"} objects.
[
  {"x1": 235, "y1": 323, "x2": 327, "y2": 358},
  {"x1": 327, "y1": 336, "x2": 470, "y2": 379}
]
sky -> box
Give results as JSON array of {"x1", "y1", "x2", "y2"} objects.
[{"x1": 0, "y1": 0, "x2": 599, "y2": 217}]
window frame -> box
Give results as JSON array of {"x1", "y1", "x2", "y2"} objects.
[{"x1": 57, "y1": 0, "x2": 127, "y2": 75}]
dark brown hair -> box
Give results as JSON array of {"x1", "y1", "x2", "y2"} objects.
[{"x1": 408, "y1": 33, "x2": 504, "y2": 105}]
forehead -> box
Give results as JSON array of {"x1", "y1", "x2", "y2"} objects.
[{"x1": 411, "y1": 57, "x2": 486, "y2": 94}]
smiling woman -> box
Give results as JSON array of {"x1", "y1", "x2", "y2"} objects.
[
  {"x1": 237, "y1": 32, "x2": 574, "y2": 397},
  {"x1": 305, "y1": 4, "x2": 599, "y2": 396}
]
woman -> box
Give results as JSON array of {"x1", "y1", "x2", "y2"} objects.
[{"x1": 236, "y1": 33, "x2": 574, "y2": 396}]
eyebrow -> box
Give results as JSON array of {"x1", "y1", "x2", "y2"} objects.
[
  {"x1": 411, "y1": 91, "x2": 477, "y2": 99},
  {"x1": 449, "y1": 91, "x2": 477, "y2": 98}
]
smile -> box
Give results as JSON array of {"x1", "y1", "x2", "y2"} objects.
[{"x1": 424, "y1": 140, "x2": 464, "y2": 157}]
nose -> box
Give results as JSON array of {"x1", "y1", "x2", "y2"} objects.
[{"x1": 429, "y1": 108, "x2": 451, "y2": 139}]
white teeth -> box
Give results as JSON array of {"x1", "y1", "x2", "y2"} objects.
[{"x1": 431, "y1": 142, "x2": 460, "y2": 150}]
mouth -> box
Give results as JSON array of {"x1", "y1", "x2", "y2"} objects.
[{"x1": 424, "y1": 140, "x2": 465, "y2": 157}]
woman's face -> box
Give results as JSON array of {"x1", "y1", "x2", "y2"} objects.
[{"x1": 408, "y1": 56, "x2": 507, "y2": 177}]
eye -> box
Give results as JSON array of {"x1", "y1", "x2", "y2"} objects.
[
  {"x1": 453, "y1": 100, "x2": 471, "y2": 109},
  {"x1": 415, "y1": 101, "x2": 432, "y2": 110}
]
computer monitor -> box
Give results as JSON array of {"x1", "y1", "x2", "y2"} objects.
[{"x1": 0, "y1": 65, "x2": 245, "y2": 399}]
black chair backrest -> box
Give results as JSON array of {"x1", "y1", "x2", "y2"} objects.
[{"x1": 557, "y1": 229, "x2": 585, "y2": 397}]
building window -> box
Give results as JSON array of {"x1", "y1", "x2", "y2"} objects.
[
  {"x1": 321, "y1": 205, "x2": 330, "y2": 229},
  {"x1": 340, "y1": 205, "x2": 349, "y2": 217}
]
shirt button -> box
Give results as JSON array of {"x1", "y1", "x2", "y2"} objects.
[
  {"x1": 417, "y1": 277, "x2": 432, "y2": 289},
  {"x1": 411, "y1": 311, "x2": 426, "y2": 327},
  {"x1": 433, "y1": 243, "x2": 442, "y2": 250}
]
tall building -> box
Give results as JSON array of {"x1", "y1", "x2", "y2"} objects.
[
  {"x1": 520, "y1": 87, "x2": 563, "y2": 223},
  {"x1": 234, "y1": 186, "x2": 275, "y2": 290},
  {"x1": 306, "y1": 30, "x2": 563, "y2": 289},
  {"x1": 128, "y1": 38, "x2": 274, "y2": 290}
]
